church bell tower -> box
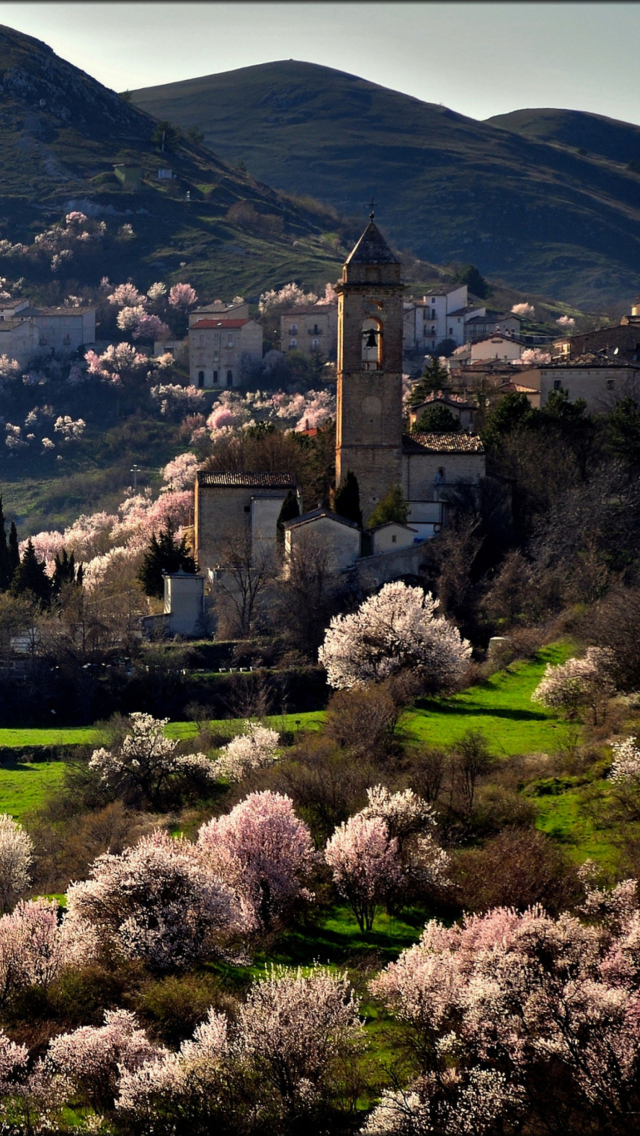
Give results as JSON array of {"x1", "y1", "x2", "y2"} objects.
[{"x1": 335, "y1": 212, "x2": 404, "y2": 524}]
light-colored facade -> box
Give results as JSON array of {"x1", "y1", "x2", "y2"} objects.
[
  {"x1": 285, "y1": 509, "x2": 361, "y2": 574},
  {"x1": 464, "y1": 312, "x2": 522, "y2": 342},
  {"x1": 408, "y1": 391, "x2": 476, "y2": 431},
  {"x1": 27, "y1": 307, "x2": 96, "y2": 354},
  {"x1": 163, "y1": 571, "x2": 206, "y2": 636},
  {"x1": 517, "y1": 364, "x2": 640, "y2": 412},
  {"x1": 190, "y1": 301, "x2": 250, "y2": 325},
  {"x1": 189, "y1": 317, "x2": 263, "y2": 389},
  {"x1": 470, "y1": 335, "x2": 523, "y2": 363},
  {"x1": 370, "y1": 522, "x2": 418, "y2": 555},
  {"x1": 403, "y1": 286, "x2": 486, "y2": 354},
  {"x1": 402, "y1": 432, "x2": 486, "y2": 541},
  {"x1": 280, "y1": 304, "x2": 338, "y2": 358},
  {"x1": 0, "y1": 319, "x2": 36, "y2": 367}
]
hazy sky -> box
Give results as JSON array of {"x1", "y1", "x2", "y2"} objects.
[{"x1": 0, "y1": 2, "x2": 637, "y2": 125}]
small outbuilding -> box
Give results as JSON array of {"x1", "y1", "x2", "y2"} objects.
[
  {"x1": 370, "y1": 521, "x2": 418, "y2": 555},
  {"x1": 284, "y1": 508, "x2": 361, "y2": 574}
]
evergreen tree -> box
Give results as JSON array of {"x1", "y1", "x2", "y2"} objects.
[
  {"x1": 334, "y1": 470, "x2": 362, "y2": 527},
  {"x1": 276, "y1": 490, "x2": 300, "y2": 549},
  {"x1": 367, "y1": 484, "x2": 410, "y2": 529},
  {"x1": 137, "y1": 524, "x2": 198, "y2": 599},
  {"x1": 11, "y1": 540, "x2": 51, "y2": 607},
  {"x1": 454, "y1": 263, "x2": 490, "y2": 299},
  {"x1": 8, "y1": 523, "x2": 19, "y2": 580},
  {"x1": 408, "y1": 357, "x2": 451, "y2": 406},
  {"x1": 0, "y1": 497, "x2": 9, "y2": 592},
  {"x1": 52, "y1": 549, "x2": 83, "y2": 596},
  {"x1": 414, "y1": 405, "x2": 461, "y2": 434}
]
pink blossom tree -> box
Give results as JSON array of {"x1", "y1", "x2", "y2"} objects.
[
  {"x1": 168, "y1": 283, "x2": 198, "y2": 310},
  {"x1": 359, "y1": 786, "x2": 449, "y2": 893},
  {"x1": 198, "y1": 791, "x2": 316, "y2": 928},
  {"x1": 325, "y1": 814, "x2": 402, "y2": 931},
  {"x1": 66, "y1": 831, "x2": 246, "y2": 971},
  {"x1": 0, "y1": 898, "x2": 95, "y2": 1009},
  {"x1": 511, "y1": 302, "x2": 535, "y2": 317},
  {"x1": 161, "y1": 452, "x2": 199, "y2": 492},
  {"x1": 318, "y1": 581, "x2": 471, "y2": 690},
  {"x1": 132, "y1": 313, "x2": 171, "y2": 341}
]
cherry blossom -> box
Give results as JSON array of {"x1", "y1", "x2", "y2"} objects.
[
  {"x1": 198, "y1": 791, "x2": 316, "y2": 927},
  {"x1": 319, "y1": 581, "x2": 471, "y2": 690},
  {"x1": 0, "y1": 898, "x2": 95, "y2": 1008},
  {"x1": 214, "y1": 722, "x2": 281, "y2": 782},
  {"x1": 514, "y1": 347, "x2": 552, "y2": 366},
  {"x1": 117, "y1": 304, "x2": 147, "y2": 332},
  {"x1": 147, "y1": 282, "x2": 167, "y2": 302},
  {"x1": 150, "y1": 383, "x2": 205, "y2": 417}
]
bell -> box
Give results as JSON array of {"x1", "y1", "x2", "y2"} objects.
[{"x1": 364, "y1": 329, "x2": 377, "y2": 348}]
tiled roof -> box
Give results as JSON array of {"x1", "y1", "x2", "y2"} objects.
[
  {"x1": 403, "y1": 432, "x2": 485, "y2": 454},
  {"x1": 499, "y1": 382, "x2": 539, "y2": 394},
  {"x1": 197, "y1": 471, "x2": 297, "y2": 488},
  {"x1": 345, "y1": 220, "x2": 399, "y2": 266},
  {"x1": 190, "y1": 319, "x2": 250, "y2": 329},
  {"x1": 413, "y1": 390, "x2": 475, "y2": 408},
  {"x1": 0, "y1": 319, "x2": 26, "y2": 330},
  {"x1": 22, "y1": 306, "x2": 95, "y2": 316},
  {"x1": 286, "y1": 507, "x2": 359, "y2": 530}
]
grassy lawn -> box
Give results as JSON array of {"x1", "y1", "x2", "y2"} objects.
[
  {"x1": 403, "y1": 644, "x2": 574, "y2": 755},
  {"x1": 0, "y1": 727, "x2": 102, "y2": 748},
  {"x1": 166, "y1": 711, "x2": 327, "y2": 741},
  {"x1": 0, "y1": 761, "x2": 68, "y2": 818}
]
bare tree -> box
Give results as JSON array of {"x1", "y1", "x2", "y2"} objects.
[
  {"x1": 274, "y1": 530, "x2": 341, "y2": 655},
  {"x1": 214, "y1": 529, "x2": 275, "y2": 638}
]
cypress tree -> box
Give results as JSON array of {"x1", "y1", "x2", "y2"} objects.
[
  {"x1": 333, "y1": 470, "x2": 362, "y2": 527},
  {"x1": 0, "y1": 497, "x2": 9, "y2": 591},
  {"x1": 276, "y1": 490, "x2": 300, "y2": 548},
  {"x1": 11, "y1": 539, "x2": 51, "y2": 607},
  {"x1": 8, "y1": 522, "x2": 19, "y2": 580},
  {"x1": 137, "y1": 524, "x2": 198, "y2": 599},
  {"x1": 367, "y1": 484, "x2": 410, "y2": 529},
  {"x1": 52, "y1": 549, "x2": 83, "y2": 596}
]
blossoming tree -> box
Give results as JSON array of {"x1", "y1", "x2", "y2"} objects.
[
  {"x1": 214, "y1": 722, "x2": 280, "y2": 782},
  {"x1": 318, "y1": 581, "x2": 471, "y2": 690},
  {"x1": 532, "y1": 646, "x2": 616, "y2": 724},
  {"x1": 0, "y1": 814, "x2": 33, "y2": 912}
]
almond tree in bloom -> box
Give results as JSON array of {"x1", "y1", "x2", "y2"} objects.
[
  {"x1": 161, "y1": 452, "x2": 199, "y2": 492},
  {"x1": 89, "y1": 712, "x2": 215, "y2": 808},
  {"x1": 146, "y1": 281, "x2": 167, "y2": 303},
  {"x1": 359, "y1": 786, "x2": 450, "y2": 891},
  {"x1": 150, "y1": 383, "x2": 205, "y2": 418},
  {"x1": 609, "y1": 736, "x2": 640, "y2": 784},
  {"x1": 214, "y1": 722, "x2": 280, "y2": 782},
  {"x1": 325, "y1": 814, "x2": 402, "y2": 931},
  {"x1": 0, "y1": 1031, "x2": 69, "y2": 1134},
  {"x1": 532, "y1": 646, "x2": 616, "y2": 724},
  {"x1": 511, "y1": 302, "x2": 535, "y2": 317},
  {"x1": 108, "y1": 283, "x2": 146, "y2": 308},
  {"x1": 132, "y1": 313, "x2": 171, "y2": 341},
  {"x1": 0, "y1": 898, "x2": 95, "y2": 1009},
  {"x1": 370, "y1": 889, "x2": 640, "y2": 1135},
  {"x1": 557, "y1": 315, "x2": 576, "y2": 328},
  {"x1": 168, "y1": 282, "x2": 197, "y2": 310},
  {"x1": 258, "y1": 282, "x2": 318, "y2": 314},
  {"x1": 117, "y1": 304, "x2": 147, "y2": 332},
  {"x1": 318, "y1": 581, "x2": 471, "y2": 690},
  {"x1": 53, "y1": 415, "x2": 85, "y2": 442},
  {"x1": 46, "y1": 1009, "x2": 163, "y2": 1113},
  {"x1": 198, "y1": 791, "x2": 316, "y2": 928},
  {"x1": 66, "y1": 831, "x2": 246, "y2": 972},
  {"x1": 117, "y1": 967, "x2": 363, "y2": 1130},
  {"x1": 0, "y1": 814, "x2": 33, "y2": 913},
  {"x1": 514, "y1": 347, "x2": 552, "y2": 366}
]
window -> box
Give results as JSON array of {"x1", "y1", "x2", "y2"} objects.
[
  {"x1": 244, "y1": 505, "x2": 250, "y2": 513},
  {"x1": 197, "y1": 370, "x2": 205, "y2": 388},
  {"x1": 313, "y1": 323, "x2": 319, "y2": 335},
  {"x1": 227, "y1": 338, "x2": 234, "y2": 348},
  {"x1": 290, "y1": 338, "x2": 297, "y2": 348},
  {"x1": 391, "y1": 534, "x2": 397, "y2": 544},
  {"x1": 449, "y1": 327, "x2": 453, "y2": 335},
  {"x1": 312, "y1": 338, "x2": 319, "y2": 350},
  {"x1": 199, "y1": 335, "x2": 205, "y2": 347},
  {"x1": 226, "y1": 370, "x2": 233, "y2": 387},
  {"x1": 289, "y1": 323, "x2": 297, "y2": 334},
  {"x1": 553, "y1": 380, "x2": 562, "y2": 390},
  {"x1": 607, "y1": 379, "x2": 615, "y2": 390},
  {"x1": 213, "y1": 370, "x2": 218, "y2": 384}
]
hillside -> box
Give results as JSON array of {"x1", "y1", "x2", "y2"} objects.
[
  {"x1": 131, "y1": 60, "x2": 640, "y2": 307},
  {"x1": 487, "y1": 107, "x2": 640, "y2": 166},
  {"x1": 0, "y1": 26, "x2": 350, "y2": 299}
]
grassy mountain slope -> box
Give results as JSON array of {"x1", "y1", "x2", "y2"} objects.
[
  {"x1": 0, "y1": 26, "x2": 349, "y2": 298},
  {"x1": 487, "y1": 107, "x2": 640, "y2": 166},
  {"x1": 131, "y1": 60, "x2": 640, "y2": 306}
]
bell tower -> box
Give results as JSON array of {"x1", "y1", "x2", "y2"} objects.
[{"x1": 335, "y1": 211, "x2": 404, "y2": 524}]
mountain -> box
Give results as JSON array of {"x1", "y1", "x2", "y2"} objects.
[
  {"x1": 0, "y1": 27, "x2": 350, "y2": 298},
  {"x1": 131, "y1": 60, "x2": 640, "y2": 307}
]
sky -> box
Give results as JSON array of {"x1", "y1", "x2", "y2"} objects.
[{"x1": 0, "y1": 2, "x2": 638, "y2": 125}]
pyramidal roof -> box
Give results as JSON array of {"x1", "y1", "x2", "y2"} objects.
[{"x1": 345, "y1": 219, "x2": 400, "y2": 266}]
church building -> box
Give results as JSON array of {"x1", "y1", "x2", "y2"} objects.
[{"x1": 194, "y1": 215, "x2": 485, "y2": 584}]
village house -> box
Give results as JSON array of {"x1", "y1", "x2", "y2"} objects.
[
  {"x1": 468, "y1": 333, "x2": 524, "y2": 364},
  {"x1": 0, "y1": 300, "x2": 96, "y2": 365},
  {"x1": 554, "y1": 298, "x2": 640, "y2": 363},
  {"x1": 463, "y1": 310, "x2": 522, "y2": 342},
  {"x1": 403, "y1": 285, "x2": 486, "y2": 354},
  {"x1": 188, "y1": 314, "x2": 263, "y2": 389},
  {"x1": 408, "y1": 390, "x2": 476, "y2": 431},
  {"x1": 516, "y1": 362, "x2": 640, "y2": 412},
  {"x1": 280, "y1": 304, "x2": 338, "y2": 359},
  {"x1": 195, "y1": 471, "x2": 299, "y2": 572}
]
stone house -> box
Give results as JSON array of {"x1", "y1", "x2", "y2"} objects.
[
  {"x1": 195, "y1": 470, "x2": 299, "y2": 571},
  {"x1": 403, "y1": 286, "x2": 486, "y2": 354},
  {"x1": 188, "y1": 317, "x2": 263, "y2": 389},
  {"x1": 280, "y1": 304, "x2": 338, "y2": 359},
  {"x1": 516, "y1": 363, "x2": 640, "y2": 412},
  {"x1": 0, "y1": 319, "x2": 35, "y2": 368},
  {"x1": 402, "y1": 432, "x2": 486, "y2": 540},
  {"x1": 408, "y1": 390, "x2": 476, "y2": 431},
  {"x1": 470, "y1": 334, "x2": 524, "y2": 363},
  {"x1": 284, "y1": 508, "x2": 361, "y2": 574},
  {"x1": 370, "y1": 522, "x2": 418, "y2": 555}
]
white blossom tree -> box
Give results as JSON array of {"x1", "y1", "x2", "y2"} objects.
[
  {"x1": 325, "y1": 814, "x2": 402, "y2": 931},
  {"x1": 214, "y1": 722, "x2": 280, "y2": 782},
  {"x1": 89, "y1": 712, "x2": 215, "y2": 808},
  {"x1": 609, "y1": 736, "x2": 640, "y2": 784},
  {"x1": 532, "y1": 646, "x2": 616, "y2": 724},
  {"x1": 0, "y1": 815, "x2": 33, "y2": 912},
  {"x1": 318, "y1": 581, "x2": 471, "y2": 690}
]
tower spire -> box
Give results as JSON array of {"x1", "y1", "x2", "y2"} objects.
[{"x1": 368, "y1": 196, "x2": 376, "y2": 221}]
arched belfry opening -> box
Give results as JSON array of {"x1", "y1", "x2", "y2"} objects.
[{"x1": 361, "y1": 317, "x2": 383, "y2": 370}]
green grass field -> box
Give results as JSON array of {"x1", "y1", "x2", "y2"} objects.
[
  {"x1": 0, "y1": 761, "x2": 68, "y2": 819},
  {"x1": 0, "y1": 728, "x2": 102, "y2": 748}
]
